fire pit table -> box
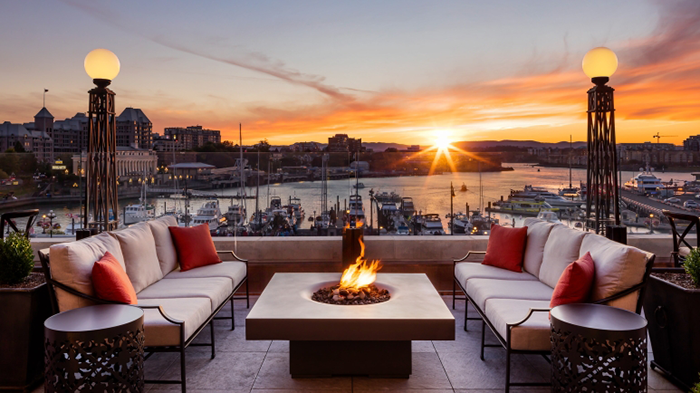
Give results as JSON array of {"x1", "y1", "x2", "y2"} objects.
[{"x1": 246, "y1": 273, "x2": 455, "y2": 378}]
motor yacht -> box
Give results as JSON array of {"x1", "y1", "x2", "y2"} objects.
[{"x1": 192, "y1": 200, "x2": 224, "y2": 231}]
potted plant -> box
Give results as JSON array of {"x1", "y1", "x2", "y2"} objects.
[
  {"x1": 644, "y1": 248, "x2": 700, "y2": 390},
  {"x1": 0, "y1": 232, "x2": 52, "y2": 392}
]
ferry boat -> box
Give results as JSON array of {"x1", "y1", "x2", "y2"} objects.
[
  {"x1": 624, "y1": 170, "x2": 664, "y2": 194},
  {"x1": 508, "y1": 186, "x2": 581, "y2": 208},
  {"x1": 192, "y1": 200, "x2": 224, "y2": 231},
  {"x1": 418, "y1": 213, "x2": 446, "y2": 235},
  {"x1": 400, "y1": 197, "x2": 416, "y2": 218},
  {"x1": 124, "y1": 204, "x2": 155, "y2": 225},
  {"x1": 488, "y1": 199, "x2": 559, "y2": 216},
  {"x1": 348, "y1": 195, "x2": 365, "y2": 220}
]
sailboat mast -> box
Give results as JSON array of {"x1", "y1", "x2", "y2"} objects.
[
  {"x1": 256, "y1": 149, "x2": 260, "y2": 229},
  {"x1": 569, "y1": 135, "x2": 573, "y2": 189}
]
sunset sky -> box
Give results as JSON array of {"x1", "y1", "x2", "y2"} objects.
[{"x1": 1, "y1": 0, "x2": 699, "y2": 146}]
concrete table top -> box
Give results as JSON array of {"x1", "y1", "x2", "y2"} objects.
[{"x1": 246, "y1": 273, "x2": 455, "y2": 341}]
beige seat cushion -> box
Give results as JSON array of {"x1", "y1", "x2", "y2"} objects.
[
  {"x1": 49, "y1": 232, "x2": 126, "y2": 312},
  {"x1": 485, "y1": 298, "x2": 551, "y2": 351},
  {"x1": 137, "y1": 277, "x2": 233, "y2": 313},
  {"x1": 138, "y1": 297, "x2": 211, "y2": 346},
  {"x1": 579, "y1": 233, "x2": 650, "y2": 312},
  {"x1": 680, "y1": 246, "x2": 693, "y2": 257},
  {"x1": 164, "y1": 261, "x2": 247, "y2": 288},
  {"x1": 455, "y1": 262, "x2": 537, "y2": 292},
  {"x1": 148, "y1": 215, "x2": 179, "y2": 276},
  {"x1": 110, "y1": 222, "x2": 163, "y2": 293},
  {"x1": 522, "y1": 220, "x2": 555, "y2": 277},
  {"x1": 539, "y1": 226, "x2": 588, "y2": 288},
  {"x1": 467, "y1": 278, "x2": 553, "y2": 311}
]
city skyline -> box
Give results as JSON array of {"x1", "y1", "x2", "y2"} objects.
[{"x1": 1, "y1": 0, "x2": 699, "y2": 146}]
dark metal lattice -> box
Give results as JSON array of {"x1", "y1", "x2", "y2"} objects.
[
  {"x1": 585, "y1": 82, "x2": 620, "y2": 234},
  {"x1": 84, "y1": 84, "x2": 119, "y2": 232},
  {"x1": 551, "y1": 324, "x2": 647, "y2": 392},
  {"x1": 44, "y1": 323, "x2": 145, "y2": 392}
]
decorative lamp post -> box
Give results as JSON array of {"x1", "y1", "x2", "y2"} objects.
[
  {"x1": 47, "y1": 210, "x2": 56, "y2": 238},
  {"x1": 582, "y1": 47, "x2": 621, "y2": 235},
  {"x1": 84, "y1": 49, "x2": 120, "y2": 233}
]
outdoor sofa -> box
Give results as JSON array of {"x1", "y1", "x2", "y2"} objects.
[
  {"x1": 452, "y1": 218, "x2": 655, "y2": 392},
  {"x1": 38, "y1": 215, "x2": 249, "y2": 392}
]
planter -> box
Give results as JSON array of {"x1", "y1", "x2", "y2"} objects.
[
  {"x1": 643, "y1": 268, "x2": 700, "y2": 390},
  {"x1": 0, "y1": 280, "x2": 52, "y2": 392}
]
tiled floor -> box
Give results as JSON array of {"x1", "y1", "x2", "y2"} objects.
[{"x1": 35, "y1": 296, "x2": 684, "y2": 392}]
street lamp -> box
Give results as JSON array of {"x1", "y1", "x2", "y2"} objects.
[
  {"x1": 583, "y1": 47, "x2": 621, "y2": 235},
  {"x1": 47, "y1": 210, "x2": 56, "y2": 238},
  {"x1": 83, "y1": 48, "x2": 120, "y2": 233}
]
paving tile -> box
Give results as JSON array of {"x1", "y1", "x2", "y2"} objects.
[
  {"x1": 269, "y1": 340, "x2": 290, "y2": 353},
  {"x1": 648, "y1": 364, "x2": 684, "y2": 391},
  {"x1": 152, "y1": 350, "x2": 265, "y2": 391},
  {"x1": 352, "y1": 352, "x2": 453, "y2": 391},
  {"x1": 144, "y1": 351, "x2": 180, "y2": 381},
  {"x1": 192, "y1": 324, "x2": 272, "y2": 352},
  {"x1": 438, "y1": 347, "x2": 550, "y2": 390},
  {"x1": 252, "y1": 352, "x2": 352, "y2": 390},
  {"x1": 412, "y1": 340, "x2": 436, "y2": 353}
]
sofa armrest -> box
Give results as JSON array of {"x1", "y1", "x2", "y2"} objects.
[
  {"x1": 453, "y1": 250, "x2": 486, "y2": 263},
  {"x1": 507, "y1": 308, "x2": 551, "y2": 328},
  {"x1": 217, "y1": 250, "x2": 248, "y2": 263},
  {"x1": 45, "y1": 277, "x2": 120, "y2": 306},
  {"x1": 137, "y1": 305, "x2": 184, "y2": 326}
]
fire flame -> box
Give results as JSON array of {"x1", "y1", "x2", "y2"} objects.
[
  {"x1": 344, "y1": 220, "x2": 364, "y2": 229},
  {"x1": 339, "y1": 238, "x2": 381, "y2": 289}
]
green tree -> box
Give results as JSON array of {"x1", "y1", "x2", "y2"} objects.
[
  {"x1": 0, "y1": 153, "x2": 20, "y2": 175},
  {"x1": 12, "y1": 141, "x2": 25, "y2": 153}
]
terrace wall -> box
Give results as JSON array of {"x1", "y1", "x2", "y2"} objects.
[{"x1": 32, "y1": 235, "x2": 680, "y2": 295}]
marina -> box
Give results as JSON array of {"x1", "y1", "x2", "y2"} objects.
[{"x1": 5, "y1": 164, "x2": 699, "y2": 237}]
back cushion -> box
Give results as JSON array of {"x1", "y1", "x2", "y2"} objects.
[
  {"x1": 522, "y1": 221, "x2": 555, "y2": 277},
  {"x1": 49, "y1": 232, "x2": 126, "y2": 312},
  {"x1": 148, "y1": 215, "x2": 179, "y2": 275},
  {"x1": 110, "y1": 222, "x2": 163, "y2": 293},
  {"x1": 579, "y1": 233, "x2": 649, "y2": 312},
  {"x1": 539, "y1": 226, "x2": 588, "y2": 288}
]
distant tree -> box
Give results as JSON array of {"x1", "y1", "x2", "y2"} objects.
[
  {"x1": 0, "y1": 153, "x2": 19, "y2": 174},
  {"x1": 13, "y1": 141, "x2": 25, "y2": 153},
  {"x1": 384, "y1": 147, "x2": 399, "y2": 152},
  {"x1": 250, "y1": 139, "x2": 271, "y2": 152}
]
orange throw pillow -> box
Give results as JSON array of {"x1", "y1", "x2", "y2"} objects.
[
  {"x1": 481, "y1": 224, "x2": 528, "y2": 272},
  {"x1": 550, "y1": 252, "x2": 596, "y2": 309},
  {"x1": 92, "y1": 251, "x2": 138, "y2": 304},
  {"x1": 169, "y1": 224, "x2": 221, "y2": 271}
]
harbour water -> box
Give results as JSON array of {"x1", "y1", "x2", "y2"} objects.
[{"x1": 7, "y1": 164, "x2": 695, "y2": 235}]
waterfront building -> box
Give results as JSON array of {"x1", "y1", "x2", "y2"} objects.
[
  {"x1": 328, "y1": 133, "x2": 362, "y2": 152},
  {"x1": 406, "y1": 145, "x2": 421, "y2": 152},
  {"x1": 153, "y1": 133, "x2": 182, "y2": 152},
  {"x1": 72, "y1": 146, "x2": 157, "y2": 178},
  {"x1": 0, "y1": 120, "x2": 53, "y2": 162},
  {"x1": 684, "y1": 135, "x2": 700, "y2": 151},
  {"x1": 50, "y1": 112, "x2": 89, "y2": 153},
  {"x1": 117, "y1": 108, "x2": 153, "y2": 149},
  {"x1": 163, "y1": 125, "x2": 221, "y2": 150}
]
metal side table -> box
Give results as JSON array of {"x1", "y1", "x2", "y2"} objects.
[
  {"x1": 550, "y1": 303, "x2": 648, "y2": 392},
  {"x1": 44, "y1": 304, "x2": 145, "y2": 392}
]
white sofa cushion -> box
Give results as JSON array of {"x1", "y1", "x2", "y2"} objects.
[
  {"x1": 522, "y1": 220, "x2": 555, "y2": 277},
  {"x1": 467, "y1": 278, "x2": 553, "y2": 310},
  {"x1": 110, "y1": 222, "x2": 163, "y2": 293},
  {"x1": 49, "y1": 232, "x2": 126, "y2": 312},
  {"x1": 455, "y1": 262, "x2": 537, "y2": 292},
  {"x1": 539, "y1": 226, "x2": 588, "y2": 288},
  {"x1": 485, "y1": 299, "x2": 551, "y2": 351},
  {"x1": 137, "y1": 277, "x2": 233, "y2": 313},
  {"x1": 164, "y1": 261, "x2": 246, "y2": 288},
  {"x1": 148, "y1": 215, "x2": 179, "y2": 276},
  {"x1": 579, "y1": 233, "x2": 650, "y2": 312},
  {"x1": 138, "y1": 297, "x2": 211, "y2": 346}
]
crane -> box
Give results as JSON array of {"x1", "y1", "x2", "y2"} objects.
[{"x1": 653, "y1": 132, "x2": 677, "y2": 143}]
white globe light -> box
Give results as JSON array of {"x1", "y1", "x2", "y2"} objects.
[
  {"x1": 582, "y1": 47, "x2": 618, "y2": 79},
  {"x1": 84, "y1": 49, "x2": 120, "y2": 81}
]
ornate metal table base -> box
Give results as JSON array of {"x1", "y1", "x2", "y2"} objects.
[
  {"x1": 44, "y1": 305, "x2": 145, "y2": 392},
  {"x1": 551, "y1": 303, "x2": 647, "y2": 392}
]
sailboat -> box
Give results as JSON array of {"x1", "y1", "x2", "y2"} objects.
[
  {"x1": 226, "y1": 124, "x2": 247, "y2": 232},
  {"x1": 559, "y1": 135, "x2": 580, "y2": 198}
]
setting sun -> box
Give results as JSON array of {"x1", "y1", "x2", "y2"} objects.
[{"x1": 434, "y1": 130, "x2": 453, "y2": 150}]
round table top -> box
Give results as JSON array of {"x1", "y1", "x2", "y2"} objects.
[
  {"x1": 550, "y1": 303, "x2": 646, "y2": 332},
  {"x1": 45, "y1": 304, "x2": 143, "y2": 333}
]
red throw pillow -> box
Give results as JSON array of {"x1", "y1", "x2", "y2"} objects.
[
  {"x1": 481, "y1": 224, "x2": 528, "y2": 272},
  {"x1": 550, "y1": 252, "x2": 596, "y2": 309},
  {"x1": 92, "y1": 251, "x2": 137, "y2": 304},
  {"x1": 169, "y1": 224, "x2": 221, "y2": 271}
]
